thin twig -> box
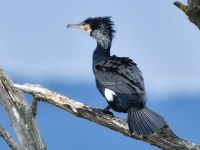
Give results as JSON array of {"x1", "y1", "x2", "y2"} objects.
[
  {"x1": 174, "y1": 1, "x2": 189, "y2": 15},
  {"x1": 31, "y1": 97, "x2": 38, "y2": 117}
]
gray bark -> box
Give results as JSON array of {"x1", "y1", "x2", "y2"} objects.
[
  {"x1": 0, "y1": 124, "x2": 21, "y2": 150},
  {"x1": 174, "y1": 0, "x2": 200, "y2": 29},
  {"x1": 0, "y1": 68, "x2": 46, "y2": 150}
]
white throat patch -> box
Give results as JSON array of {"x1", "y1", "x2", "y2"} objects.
[{"x1": 105, "y1": 88, "x2": 116, "y2": 102}]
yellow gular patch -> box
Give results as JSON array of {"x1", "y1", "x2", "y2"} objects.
[
  {"x1": 84, "y1": 24, "x2": 92, "y2": 34},
  {"x1": 83, "y1": 26, "x2": 88, "y2": 31}
]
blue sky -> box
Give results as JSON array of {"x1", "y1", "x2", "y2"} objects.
[{"x1": 0, "y1": 1, "x2": 200, "y2": 149}]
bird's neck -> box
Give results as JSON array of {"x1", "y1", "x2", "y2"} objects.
[
  {"x1": 91, "y1": 29, "x2": 112, "y2": 50},
  {"x1": 91, "y1": 29, "x2": 112, "y2": 64},
  {"x1": 93, "y1": 43, "x2": 111, "y2": 64}
]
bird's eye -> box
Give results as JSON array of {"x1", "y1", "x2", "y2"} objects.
[{"x1": 82, "y1": 23, "x2": 86, "y2": 26}]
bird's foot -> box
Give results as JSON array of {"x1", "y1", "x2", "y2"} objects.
[
  {"x1": 96, "y1": 106, "x2": 114, "y2": 116},
  {"x1": 103, "y1": 105, "x2": 111, "y2": 111},
  {"x1": 102, "y1": 106, "x2": 114, "y2": 116},
  {"x1": 102, "y1": 110, "x2": 114, "y2": 116}
]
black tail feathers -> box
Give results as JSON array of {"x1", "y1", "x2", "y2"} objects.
[{"x1": 127, "y1": 106, "x2": 165, "y2": 136}]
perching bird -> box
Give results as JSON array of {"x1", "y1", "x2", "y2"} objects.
[{"x1": 67, "y1": 16, "x2": 166, "y2": 136}]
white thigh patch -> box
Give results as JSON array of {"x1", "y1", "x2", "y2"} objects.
[{"x1": 105, "y1": 88, "x2": 116, "y2": 102}]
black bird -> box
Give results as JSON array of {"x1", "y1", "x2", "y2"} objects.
[{"x1": 67, "y1": 16, "x2": 166, "y2": 136}]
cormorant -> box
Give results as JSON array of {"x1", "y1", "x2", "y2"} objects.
[{"x1": 67, "y1": 16, "x2": 166, "y2": 136}]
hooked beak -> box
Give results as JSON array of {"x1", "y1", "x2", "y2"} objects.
[
  {"x1": 66, "y1": 22, "x2": 92, "y2": 34},
  {"x1": 66, "y1": 23, "x2": 83, "y2": 29}
]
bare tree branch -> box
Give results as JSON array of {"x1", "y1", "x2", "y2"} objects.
[
  {"x1": 13, "y1": 83, "x2": 200, "y2": 150},
  {"x1": 174, "y1": 0, "x2": 200, "y2": 29},
  {"x1": 0, "y1": 124, "x2": 21, "y2": 150},
  {"x1": 0, "y1": 68, "x2": 46, "y2": 150}
]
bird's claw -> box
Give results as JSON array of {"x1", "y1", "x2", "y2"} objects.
[{"x1": 102, "y1": 109, "x2": 114, "y2": 116}]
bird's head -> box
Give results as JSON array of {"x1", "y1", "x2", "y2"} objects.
[{"x1": 67, "y1": 16, "x2": 115, "y2": 39}]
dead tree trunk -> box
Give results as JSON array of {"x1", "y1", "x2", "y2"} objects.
[
  {"x1": 0, "y1": 67, "x2": 199, "y2": 150},
  {"x1": 0, "y1": 68, "x2": 46, "y2": 150}
]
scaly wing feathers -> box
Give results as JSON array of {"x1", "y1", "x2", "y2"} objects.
[{"x1": 94, "y1": 55, "x2": 145, "y2": 96}]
